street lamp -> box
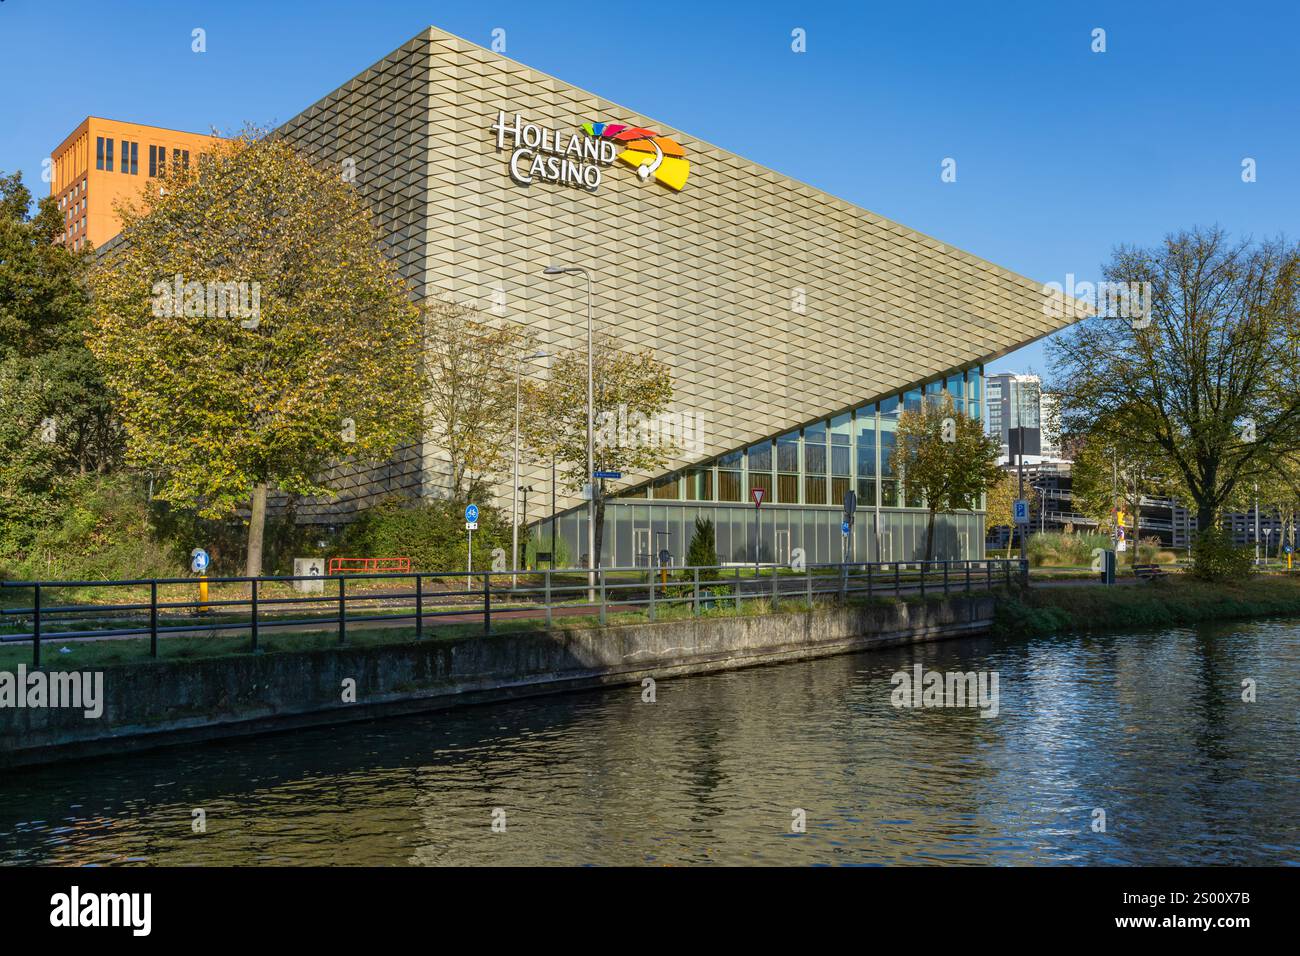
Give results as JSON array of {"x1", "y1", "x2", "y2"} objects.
[
  {"x1": 542, "y1": 264, "x2": 596, "y2": 599},
  {"x1": 513, "y1": 350, "x2": 550, "y2": 588}
]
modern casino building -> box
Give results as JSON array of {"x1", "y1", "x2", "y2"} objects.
[{"x1": 265, "y1": 26, "x2": 1076, "y2": 565}]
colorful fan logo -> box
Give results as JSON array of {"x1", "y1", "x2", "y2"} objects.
[{"x1": 581, "y1": 122, "x2": 690, "y2": 191}]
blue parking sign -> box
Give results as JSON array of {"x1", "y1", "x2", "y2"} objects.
[{"x1": 1013, "y1": 499, "x2": 1030, "y2": 524}]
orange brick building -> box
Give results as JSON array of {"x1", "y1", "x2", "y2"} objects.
[{"x1": 49, "y1": 117, "x2": 224, "y2": 250}]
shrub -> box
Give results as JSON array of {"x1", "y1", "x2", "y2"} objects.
[
  {"x1": 524, "y1": 529, "x2": 570, "y2": 569},
  {"x1": 1025, "y1": 531, "x2": 1112, "y2": 568},
  {"x1": 686, "y1": 516, "x2": 718, "y2": 570},
  {"x1": 339, "y1": 497, "x2": 509, "y2": 574},
  {"x1": 1190, "y1": 527, "x2": 1254, "y2": 581}
]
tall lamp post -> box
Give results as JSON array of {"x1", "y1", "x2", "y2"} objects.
[
  {"x1": 542, "y1": 265, "x2": 596, "y2": 600},
  {"x1": 512, "y1": 351, "x2": 550, "y2": 588}
]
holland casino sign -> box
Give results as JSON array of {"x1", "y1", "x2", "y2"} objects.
[
  {"x1": 490, "y1": 110, "x2": 691, "y2": 192},
  {"x1": 492, "y1": 111, "x2": 615, "y2": 189}
]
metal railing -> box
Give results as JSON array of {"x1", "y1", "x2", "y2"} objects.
[{"x1": 0, "y1": 559, "x2": 1027, "y2": 666}]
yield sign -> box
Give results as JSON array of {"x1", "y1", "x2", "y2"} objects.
[{"x1": 751, "y1": 488, "x2": 765, "y2": 507}]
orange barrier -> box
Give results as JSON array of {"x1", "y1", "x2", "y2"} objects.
[{"x1": 327, "y1": 557, "x2": 412, "y2": 575}]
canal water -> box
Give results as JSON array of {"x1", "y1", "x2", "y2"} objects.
[{"x1": 1, "y1": 618, "x2": 1297, "y2": 866}]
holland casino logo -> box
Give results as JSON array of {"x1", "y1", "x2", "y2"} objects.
[{"x1": 491, "y1": 110, "x2": 689, "y2": 192}]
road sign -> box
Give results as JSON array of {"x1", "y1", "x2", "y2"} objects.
[
  {"x1": 843, "y1": 489, "x2": 856, "y2": 516},
  {"x1": 1286, "y1": 545, "x2": 1294, "y2": 555},
  {"x1": 465, "y1": 504, "x2": 479, "y2": 523},
  {"x1": 466, "y1": 521, "x2": 478, "y2": 531},
  {"x1": 751, "y1": 488, "x2": 765, "y2": 507},
  {"x1": 841, "y1": 521, "x2": 851, "y2": 536},
  {"x1": 1013, "y1": 499, "x2": 1030, "y2": 525},
  {"x1": 190, "y1": 548, "x2": 210, "y2": 573},
  {"x1": 593, "y1": 470, "x2": 622, "y2": 480}
]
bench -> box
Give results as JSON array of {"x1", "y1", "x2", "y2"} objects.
[{"x1": 1133, "y1": 563, "x2": 1166, "y2": 582}]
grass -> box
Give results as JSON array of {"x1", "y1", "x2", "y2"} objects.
[{"x1": 993, "y1": 573, "x2": 1300, "y2": 638}]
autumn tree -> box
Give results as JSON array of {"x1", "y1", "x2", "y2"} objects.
[
  {"x1": 523, "y1": 333, "x2": 675, "y2": 565},
  {"x1": 1050, "y1": 227, "x2": 1300, "y2": 534},
  {"x1": 984, "y1": 470, "x2": 1040, "y2": 555},
  {"x1": 88, "y1": 130, "x2": 423, "y2": 576},
  {"x1": 896, "y1": 394, "x2": 1001, "y2": 560},
  {"x1": 421, "y1": 298, "x2": 533, "y2": 501}
]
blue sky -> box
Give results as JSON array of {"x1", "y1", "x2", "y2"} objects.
[{"x1": 3, "y1": 0, "x2": 1296, "y2": 378}]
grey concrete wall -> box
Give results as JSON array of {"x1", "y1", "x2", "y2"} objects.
[{"x1": 1, "y1": 596, "x2": 993, "y2": 769}]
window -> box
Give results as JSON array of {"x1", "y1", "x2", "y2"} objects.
[
  {"x1": 717, "y1": 450, "x2": 742, "y2": 502},
  {"x1": 746, "y1": 441, "x2": 772, "y2": 502},
  {"x1": 96, "y1": 136, "x2": 108, "y2": 171},
  {"x1": 880, "y1": 396, "x2": 900, "y2": 507},
  {"x1": 946, "y1": 372, "x2": 965, "y2": 417},
  {"x1": 173, "y1": 148, "x2": 190, "y2": 173},
  {"x1": 804, "y1": 421, "x2": 827, "y2": 505},
  {"x1": 830, "y1": 413, "x2": 851, "y2": 506},
  {"x1": 776, "y1": 431, "x2": 799, "y2": 503},
  {"x1": 856, "y1": 404, "x2": 877, "y2": 506},
  {"x1": 652, "y1": 474, "x2": 680, "y2": 500},
  {"x1": 123, "y1": 141, "x2": 137, "y2": 175},
  {"x1": 684, "y1": 468, "x2": 713, "y2": 502}
]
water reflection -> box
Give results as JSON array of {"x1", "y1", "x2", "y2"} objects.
[{"x1": 1, "y1": 618, "x2": 1297, "y2": 865}]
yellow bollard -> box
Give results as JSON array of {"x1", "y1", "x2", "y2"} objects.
[{"x1": 199, "y1": 575, "x2": 209, "y2": 613}]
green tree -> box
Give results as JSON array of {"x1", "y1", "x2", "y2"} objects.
[
  {"x1": 0, "y1": 170, "x2": 120, "y2": 562},
  {"x1": 896, "y1": 394, "x2": 1001, "y2": 560},
  {"x1": 87, "y1": 130, "x2": 423, "y2": 576},
  {"x1": 686, "y1": 516, "x2": 718, "y2": 570},
  {"x1": 523, "y1": 333, "x2": 675, "y2": 566},
  {"x1": 1050, "y1": 226, "x2": 1300, "y2": 534}
]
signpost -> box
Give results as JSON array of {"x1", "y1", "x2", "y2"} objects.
[
  {"x1": 594, "y1": 470, "x2": 622, "y2": 480},
  {"x1": 751, "y1": 487, "x2": 765, "y2": 575},
  {"x1": 465, "y1": 504, "x2": 479, "y2": 589},
  {"x1": 191, "y1": 548, "x2": 210, "y2": 612},
  {"x1": 843, "y1": 490, "x2": 856, "y2": 563},
  {"x1": 1014, "y1": 499, "x2": 1030, "y2": 524}
]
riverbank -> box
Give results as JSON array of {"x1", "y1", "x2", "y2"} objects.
[
  {"x1": 992, "y1": 573, "x2": 1300, "y2": 637},
  {"x1": 0, "y1": 594, "x2": 993, "y2": 769}
]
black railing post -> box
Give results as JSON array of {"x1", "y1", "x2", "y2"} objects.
[
  {"x1": 483, "y1": 572, "x2": 491, "y2": 635},
  {"x1": 250, "y1": 578, "x2": 259, "y2": 653},
  {"x1": 693, "y1": 567, "x2": 700, "y2": 616},
  {"x1": 544, "y1": 570, "x2": 552, "y2": 629},
  {"x1": 338, "y1": 576, "x2": 347, "y2": 645},
  {"x1": 920, "y1": 562, "x2": 926, "y2": 598},
  {"x1": 32, "y1": 583, "x2": 40, "y2": 669},
  {"x1": 867, "y1": 561, "x2": 873, "y2": 597},
  {"x1": 735, "y1": 566, "x2": 741, "y2": 611},
  {"x1": 415, "y1": 574, "x2": 423, "y2": 640},
  {"x1": 965, "y1": 562, "x2": 972, "y2": 593},
  {"x1": 987, "y1": 560, "x2": 992, "y2": 590},
  {"x1": 1005, "y1": 561, "x2": 1011, "y2": 588},
  {"x1": 150, "y1": 580, "x2": 159, "y2": 658},
  {"x1": 894, "y1": 562, "x2": 900, "y2": 596}
]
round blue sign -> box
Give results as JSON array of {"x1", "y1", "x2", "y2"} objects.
[
  {"x1": 465, "y1": 504, "x2": 479, "y2": 523},
  {"x1": 190, "y1": 548, "x2": 210, "y2": 573},
  {"x1": 841, "y1": 521, "x2": 851, "y2": 535}
]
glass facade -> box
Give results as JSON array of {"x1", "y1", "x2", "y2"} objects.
[{"x1": 616, "y1": 366, "x2": 984, "y2": 512}]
